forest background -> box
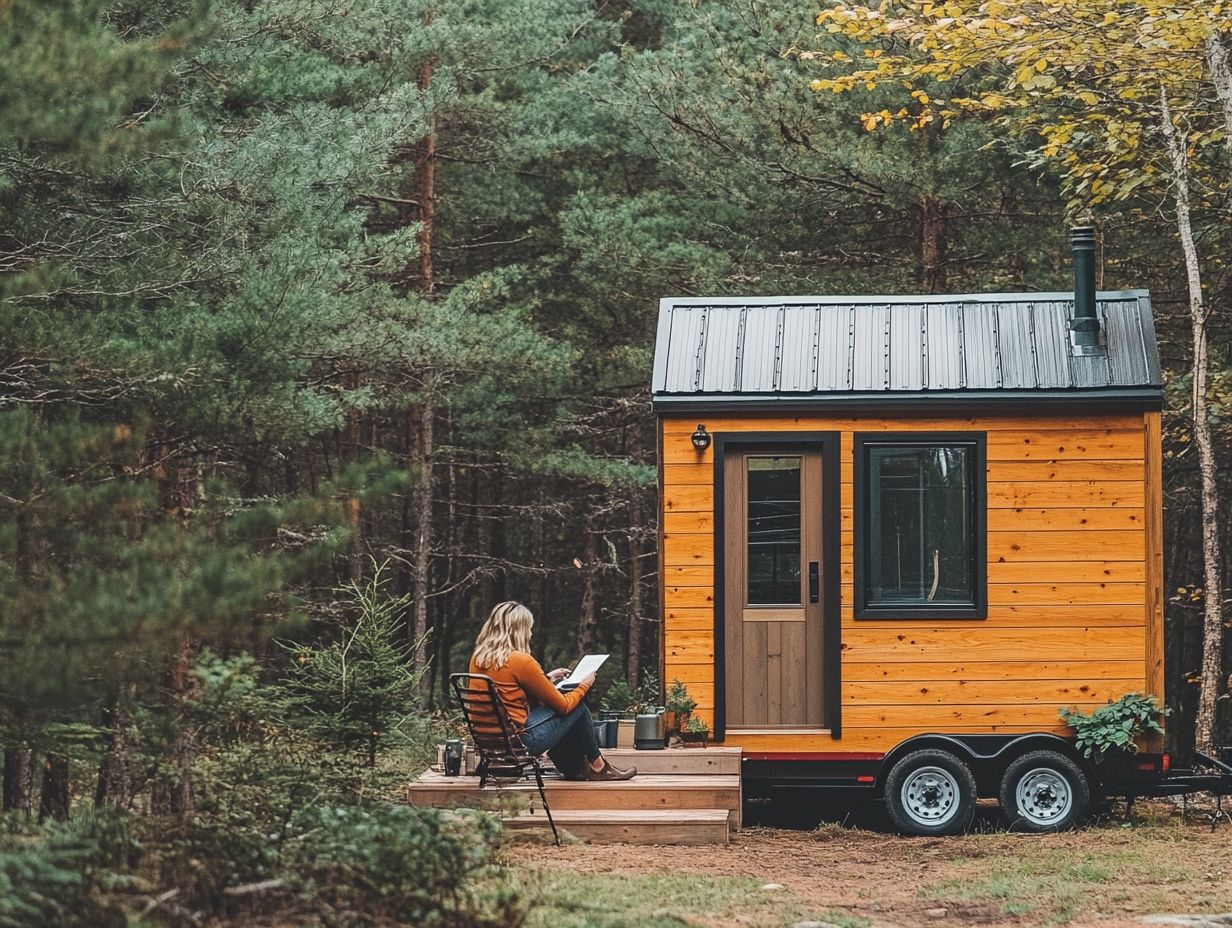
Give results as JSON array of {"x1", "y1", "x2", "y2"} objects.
[{"x1": 1, "y1": 1, "x2": 1230, "y2": 925}]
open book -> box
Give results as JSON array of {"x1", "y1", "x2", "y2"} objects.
[{"x1": 555, "y1": 653, "x2": 609, "y2": 691}]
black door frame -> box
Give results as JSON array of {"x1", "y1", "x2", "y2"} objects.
[{"x1": 712, "y1": 431, "x2": 842, "y2": 741}]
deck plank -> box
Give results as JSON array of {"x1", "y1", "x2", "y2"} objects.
[{"x1": 504, "y1": 808, "x2": 730, "y2": 845}]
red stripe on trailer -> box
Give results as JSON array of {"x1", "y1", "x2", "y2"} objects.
[{"x1": 742, "y1": 752, "x2": 886, "y2": 762}]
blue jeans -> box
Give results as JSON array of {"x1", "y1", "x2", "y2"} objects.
[{"x1": 520, "y1": 701, "x2": 601, "y2": 777}]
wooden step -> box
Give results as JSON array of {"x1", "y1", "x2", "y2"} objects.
[
  {"x1": 603, "y1": 747, "x2": 741, "y2": 776},
  {"x1": 503, "y1": 808, "x2": 730, "y2": 845},
  {"x1": 406, "y1": 771, "x2": 742, "y2": 829}
]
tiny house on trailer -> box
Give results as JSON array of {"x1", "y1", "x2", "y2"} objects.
[{"x1": 652, "y1": 229, "x2": 1182, "y2": 834}]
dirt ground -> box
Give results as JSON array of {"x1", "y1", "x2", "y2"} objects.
[{"x1": 507, "y1": 802, "x2": 1232, "y2": 928}]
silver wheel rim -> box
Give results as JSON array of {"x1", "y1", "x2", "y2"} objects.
[
  {"x1": 1015, "y1": 768, "x2": 1073, "y2": 826},
  {"x1": 900, "y1": 766, "x2": 960, "y2": 826}
]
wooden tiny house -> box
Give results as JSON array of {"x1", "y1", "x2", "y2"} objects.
[{"x1": 653, "y1": 242, "x2": 1165, "y2": 795}]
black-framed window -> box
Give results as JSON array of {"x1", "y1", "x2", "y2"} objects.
[
  {"x1": 853, "y1": 433, "x2": 987, "y2": 620},
  {"x1": 746, "y1": 456, "x2": 802, "y2": 605}
]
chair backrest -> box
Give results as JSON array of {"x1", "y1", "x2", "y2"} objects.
[{"x1": 449, "y1": 673, "x2": 532, "y2": 772}]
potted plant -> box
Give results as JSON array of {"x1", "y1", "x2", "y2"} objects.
[
  {"x1": 665, "y1": 679, "x2": 697, "y2": 737},
  {"x1": 1059, "y1": 692, "x2": 1168, "y2": 762},
  {"x1": 600, "y1": 679, "x2": 637, "y2": 749},
  {"x1": 680, "y1": 714, "x2": 709, "y2": 748}
]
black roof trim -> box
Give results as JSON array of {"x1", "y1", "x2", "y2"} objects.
[{"x1": 652, "y1": 388, "x2": 1163, "y2": 415}]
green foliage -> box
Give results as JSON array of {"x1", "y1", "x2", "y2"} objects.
[
  {"x1": 1060, "y1": 694, "x2": 1169, "y2": 760},
  {"x1": 682, "y1": 715, "x2": 709, "y2": 736},
  {"x1": 0, "y1": 811, "x2": 135, "y2": 928},
  {"x1": 290, "y1": 804, "x2": 518, "y2": 927},
  {"x1": 665, "y1": 680, "x2": 697, "y2": 719},
  {"x1": 599, "y1": 679, "x2": 636, "y2": 716},
  {"x1": 282, "y1": 564, "x2": 426, "y2": 767},
  {"x1": 600, "y1": 672, "x2": 661, "y2": 715}
]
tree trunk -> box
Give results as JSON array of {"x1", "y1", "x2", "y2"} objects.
[
  {"x1": 1207, "y1": 34, "x2": 1232, "y2": 154},
  {"x1": 416, "y1": 127, "x2": 436, "y2": 292},
  {"x1": 576, "y1": 517, "x2": 600, "y2": 654},
  {"x1": 344, "y1": 365, "x2": 364, "y2": 581},
  {"x1": 1161, "y1": 90, "x2": 1224, "y2": 754},
  {"x1": 411, "y1": 33, "x2": 437, "y2": 293},
  {"x1": 38, "y1": 753, "x2": 69, "y2": 822},
  {"x1": 410, "y1": 402, "x2": 434, "y2": 680},
  {"x1": 920, "y1": 194, "x2": 947, "y2": 293},
  {"x1": 95, "y1": 698, "x2": 132, "y2": 810},
  {"x1": 626, "y1": 498, "x2": 645, "y2": 687},
  {"x1": 3, "y1": 746, "x2": 31, "y2": 812}
]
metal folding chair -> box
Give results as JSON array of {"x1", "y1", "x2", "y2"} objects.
[{"x1": 449, "y1": 672, "x2": 560, "y2": 845}]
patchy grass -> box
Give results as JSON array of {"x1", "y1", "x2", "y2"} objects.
[
  {"x1": 508, "y1": 801, "x2": 1232, "y2": 927},
  {"x1": 922, "y1": 816, "x2": 1232, "y2": 924},
  {"x1": 924, "y1": 852, "x2": 1114, "y2": 923},
  {"x1": 518, "y1": 870, "x2": 863, "y2": 928}
]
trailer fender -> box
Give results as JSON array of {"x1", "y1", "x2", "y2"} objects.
[{"x1": 876, "y1": 733, "x2": 1095, "y2": 799}]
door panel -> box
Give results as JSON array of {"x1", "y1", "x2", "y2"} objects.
[{"x1": 724, "y1": 449, "x2": 825, "y2": 729}]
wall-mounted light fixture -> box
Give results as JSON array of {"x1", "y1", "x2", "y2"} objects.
[{"x1": 691, "y1": 423, "x2": 711, "y2": 452}]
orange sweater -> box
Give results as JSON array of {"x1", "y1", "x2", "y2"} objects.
[{"x1": 468, "y1": 650, "x2": 591, "y2": 729}]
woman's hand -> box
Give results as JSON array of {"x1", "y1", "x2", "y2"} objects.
[
  {"x1": 579, "y1": 672, "x2": 596, "y2": 690},
  {"x1": 547, "y1": 667, "x2": 570, "y2": 684}
]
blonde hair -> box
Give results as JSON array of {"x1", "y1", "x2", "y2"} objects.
[{"x1": 472, "y1": 601, "x2": 534, "y2": 670}]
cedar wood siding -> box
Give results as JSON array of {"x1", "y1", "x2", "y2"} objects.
[{"x1": 658, "y1": 412, "x2": 1164, "y2": 755}]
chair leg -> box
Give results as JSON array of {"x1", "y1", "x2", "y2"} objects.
[{"x1": 532, "y1": 761, "x2": 560, "y2": 847}]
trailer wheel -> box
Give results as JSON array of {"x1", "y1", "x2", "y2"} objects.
[
  {"x1": 884, "y1": 750, "x2": 977, "y2": 836},
  {"x1": 999, "y1": 750, "x2": 1090, "y2": 832}
]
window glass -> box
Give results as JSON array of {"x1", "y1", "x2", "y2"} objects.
[
  {"x1": 746, "y1": 456, "x2": 801, "y2": 605},
  {"x1": 867, "y1": 445, "x2": 973, "y2": 606}
]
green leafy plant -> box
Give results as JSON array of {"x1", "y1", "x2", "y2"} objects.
[
  {"x1": 630, "y1": 671, "x2": 661, "y2": 715},
  {"x1": 665, "y1": 679, "x2": 697, "y2": 733},
  {"x1": 665, "y1": 679, "x2": 697, "y2": 718},
  {"x1": 599, "y1": 680, "x2": 636, "y2": 715},
  {"x1": 683, "y1": 716, "x2": 709, "y2": 736},
  {"x1": 601, "y1": 672, "x2": 662, "y2": 716},
  {"x1": 1059, "y1": 693, "x2": 1168, "y2": 760}
]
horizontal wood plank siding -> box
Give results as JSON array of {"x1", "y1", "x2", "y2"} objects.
[{"x1": 659, "y1": 413, "x2": 1152, "y2": 754}]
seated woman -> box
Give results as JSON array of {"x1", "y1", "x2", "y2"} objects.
[{"x1": 469, "y1": 601, "x2": 636, "y2": 781}]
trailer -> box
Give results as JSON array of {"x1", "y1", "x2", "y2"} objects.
[{"x1": 652, "y1": 229, "x2": 1232, "y2": 835}]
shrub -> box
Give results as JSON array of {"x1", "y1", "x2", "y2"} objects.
[
  {"x1": 291, "y1": 804, "x2": 521, "y2": 927},
  {"x1": 599, "y1": 679, "x2": 636, "y2": 715},
  {"x1": 282, "y1": 564, "x2": 427, "y2": 767},
  {"x1": 665, "y1": 680, "x2": 697, "y2": 720},
  {"x1": 0, "y1": 811, "x2": 135, "y2": 928},
  {"x1": 1060, "y1": 693, "x2": 1168, "y2": 760}
]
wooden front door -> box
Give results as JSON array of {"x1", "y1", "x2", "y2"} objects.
[{"x1": 723, "y1": 449, "x2": 825, "y2": 729}]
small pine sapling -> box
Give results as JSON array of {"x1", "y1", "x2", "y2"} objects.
[{"x1": 283, "y1": 563, "x2": 427, "y2": 767}]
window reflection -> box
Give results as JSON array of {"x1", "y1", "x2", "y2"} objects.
[
  {"x1": 747, "y1": 456, "x2": 801, "y2": 605},
  {"x1": 867, "y1": 446, "x2": 973, "y2": 605}
]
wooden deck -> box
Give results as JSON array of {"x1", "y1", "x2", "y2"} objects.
[{"x1": 405, "y1": 746, "x2": 742, "y2": 845}]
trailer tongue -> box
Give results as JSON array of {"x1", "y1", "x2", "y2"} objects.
[{"x1": 1115, "y1": 751, "x2": 1232, "y2": 798}]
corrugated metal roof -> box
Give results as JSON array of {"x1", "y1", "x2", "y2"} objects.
[{"x1": 652, "y1": 291, "x2": 1162, "y2": 406}]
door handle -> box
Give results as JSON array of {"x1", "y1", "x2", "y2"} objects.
[{"x1": 808, "y1": 561, "x2": 819, "y2": 603}]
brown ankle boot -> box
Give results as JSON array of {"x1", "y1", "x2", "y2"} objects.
[{"x1": 584, "y1": 758, "x2": 637, "y2": 781}]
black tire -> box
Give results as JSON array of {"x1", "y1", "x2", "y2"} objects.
[
  {"x1": 999, "y1": 750, "x2": 1090, "y2": 832},
  {"x1": 883, "y1": 749, "x2": 977, "y2": 836}
]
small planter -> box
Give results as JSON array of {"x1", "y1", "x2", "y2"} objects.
[
  {"x1": 616, "y1": 718, "x2": 636, "y2": 750},
  {"x1": 680, "y1": 730, "x2": 708, "y2": 748}
]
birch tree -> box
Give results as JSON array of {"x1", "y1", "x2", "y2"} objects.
[{"x1": 804, "y1": 0, "x2": 1232, "y2": 751}]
